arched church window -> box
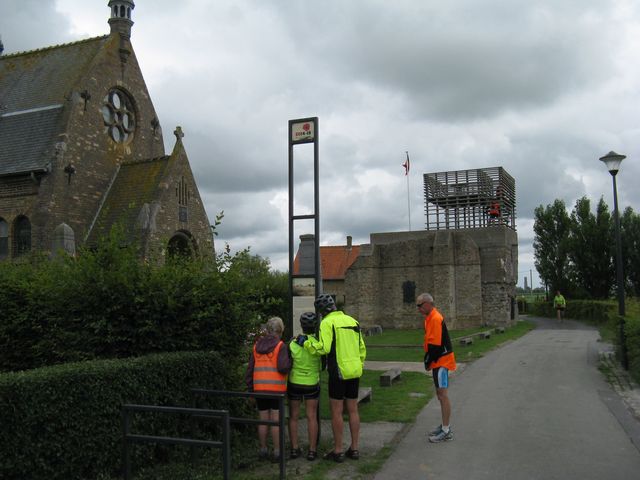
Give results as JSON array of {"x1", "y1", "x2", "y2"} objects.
[
  {"x1": 14, "y1": 216, "x2": 31, "y2": 257},
  {"x1": 102, "y1": 89, "x2": 136, "y2": 144},
  {"x1": 167, "y1": 232, "x2": 196, "y2": 260},
  {"x1": 0, "y1": 218, "x2": 8, "y2": 259}
]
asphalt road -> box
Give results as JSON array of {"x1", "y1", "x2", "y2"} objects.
[{"x1": 374, "y1": 317, "x2": 640, "y2": 480}]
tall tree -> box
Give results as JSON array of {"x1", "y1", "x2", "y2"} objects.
[
  {"x1": 568, "y1": 196, "x2": 614, "y2": 298},
  {"x1": 533, "y1": 199, "x2": 572, "y2": 295},
  {"x1": 621, "y1": 207, "x2": 640, "y2": 296}
]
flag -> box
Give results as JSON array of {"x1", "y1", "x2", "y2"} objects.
[{"x1": 402, "y1": 151, "x2": 410, "y2": 176}]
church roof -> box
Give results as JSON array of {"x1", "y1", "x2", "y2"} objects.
[
  {"x1": 0, "y1": 106, "x2": 63, "y2": 176},
  {"x1": 0, "y1": 36, "x2": 108, "y2": 175},
  {"x1": 86, "y1": 156, "x2": 171, "y2": 245}
]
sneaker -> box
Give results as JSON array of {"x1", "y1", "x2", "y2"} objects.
[
  {"x1": 428, "y1": 425, "x2": 443, "y2": 437},
  {"x1": 258, "y1": 449, "x2": 269, "y2": 461},
  {"x1": 289, "y1": 448, "x2": 302, "y2": 459},
  {"x1": 429, "y1": 428, "x2": 453, "y2": 443}
]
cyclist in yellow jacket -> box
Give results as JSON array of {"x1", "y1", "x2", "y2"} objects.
[
  {"x1": 304, "y1": 294, "x2": 366, "y2": 463},
  {"x1": 288, "y1": 312, "x2": 324, "y2": 461}
]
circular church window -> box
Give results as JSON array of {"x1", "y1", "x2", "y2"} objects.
[{"x1": 102, "y1": 89, "x2": 135, "y2": 143}]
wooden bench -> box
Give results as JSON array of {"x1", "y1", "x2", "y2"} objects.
[
  {"x1": 495, "y1": 326, "x2": 505, "y2": 334},
  {"x1": 379, "y1": 368, "x2": 401, "y2": 387},
  {"x1": 479, "y1": 330, "x2": 492, "y2": 339},
  {"x1": 459, "y1": 337, "x2": 473, "y2": 346},
  {"x1": 357, "y1": 387, "x2": 372, "y2": 403}
]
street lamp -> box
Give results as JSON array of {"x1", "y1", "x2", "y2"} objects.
[{"x1": 599, "y1": 150, "x2": 628, "y2": 369}]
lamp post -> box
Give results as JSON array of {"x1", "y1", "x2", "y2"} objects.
[{"x1": 599, "y1": 150, "x2": 628, "y2": 369}]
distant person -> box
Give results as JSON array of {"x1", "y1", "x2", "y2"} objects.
[
  {"x1": 288, "y1": 312, "x2": 324, "y2": 461},
  {"x1": 417, "y1": 293, "x2": 456, "y2": 443},
  {"x1": 303, "y1": 294, "x2": 366, "y2": 462},
  {"x1": 553, "y1": 291, "x2": 566, "y2": 322},
  {"x1": 245, "y1": 317, "x2": 291, "y2": 462}
]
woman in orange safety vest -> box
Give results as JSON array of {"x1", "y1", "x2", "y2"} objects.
[{"x1": 245, "y1": 317, "x2": 291, "y2": 462}]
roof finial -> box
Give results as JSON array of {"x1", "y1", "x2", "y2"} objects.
[
  {"x1": 174, "y1": 126, "x2": 184, "y2": 141},
  {"x1": 108, "y1": 0, "x2": 135, "y2": 39}
]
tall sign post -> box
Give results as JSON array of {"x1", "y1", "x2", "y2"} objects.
[
  {"x1": 288, "y1": 116, "x2": 321, "y2": 445},
  {"x1": 288, "y1": 117, "x2": 321, "y2": 337}
]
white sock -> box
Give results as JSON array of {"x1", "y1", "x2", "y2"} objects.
[{"x1": 442, "y1": 425, "x2": 450, "y2": 433}]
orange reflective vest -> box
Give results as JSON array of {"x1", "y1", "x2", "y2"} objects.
[{"x1": 252, "y1": 341, "x2": 287, "y2": 392}]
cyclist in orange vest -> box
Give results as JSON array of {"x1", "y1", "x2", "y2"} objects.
[
  {"x1": 417, "y1": 293, "x2": 456, "y2": 443},
  {"x1": 245, "y1": 317, "x2": 291, "y2": 462}
]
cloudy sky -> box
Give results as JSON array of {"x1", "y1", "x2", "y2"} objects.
[{"x1": 2, "y1": 0, "x2": 640, "y2": 288}]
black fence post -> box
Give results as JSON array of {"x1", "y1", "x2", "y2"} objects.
[
  {"x1": 121, "y1": 409, "x2": 131, "y2": 480},
  {"x1": 222, "y1": 411, "x2": 231, "y2": 480},
  {"x1": 279, "y1": 395, "x2": 285, "y2": 479}
]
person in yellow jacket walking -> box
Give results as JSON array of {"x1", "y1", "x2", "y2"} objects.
[
  {"x1": 288, "y1": 312, "x2": 324, "y2": 461},
  {"x1": 245, "y1": 317, "x2": 291, "y2": 462},
  {"x1": 303, "y1": 294, "x2": 366, "y2": 463}
]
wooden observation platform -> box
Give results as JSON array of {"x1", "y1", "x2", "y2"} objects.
[{"x1": 423, "y1": 167, "x2": 516, "y2": 231}]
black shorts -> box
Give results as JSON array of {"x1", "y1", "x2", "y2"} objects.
[
  {"x1": 256, "y1": 398, "x2": 281, "y2": 411},
  {"x1": 287, "y1": 382, "x2": 320, "y2": 401},
  {"x1": 328, "y1": 375, "x2": 359, "y2": 400}
]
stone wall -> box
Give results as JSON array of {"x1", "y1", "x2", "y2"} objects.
[{"x1": 341, "y1": 226, "x2": 517, "y2": 329}]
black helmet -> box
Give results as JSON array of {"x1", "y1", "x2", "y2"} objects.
[
  {"x1": 314, "y1": 293, "x2": 336, "y2": 314},
  {"x1": 299, "y1": 312, "x2": 317, "y2": 332}
]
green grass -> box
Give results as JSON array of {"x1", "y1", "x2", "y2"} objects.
[
  {"x1": 316, "y1": 369, "x2": 431, "y2": 422},
  {"x1": 366, "y1": 321, "x2": 536, "y2": 362}
]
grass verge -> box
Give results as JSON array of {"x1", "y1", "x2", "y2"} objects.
[{"x1": 366, "y1": 320, "x2": 535, "y2": 362}]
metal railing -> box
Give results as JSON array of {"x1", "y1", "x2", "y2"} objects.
[
  {"x1": 192, "y1": 389, "x2": 286, "y2": 480},
  {"x1": 121, "y1": 404, "x2": 230, "y2": 480}
]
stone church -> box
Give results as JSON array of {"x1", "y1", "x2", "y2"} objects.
[{"x1": 0, "y1": 0, "x2": 213, "y2": 261}]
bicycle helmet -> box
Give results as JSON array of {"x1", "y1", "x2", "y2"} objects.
[
  {"x1": 299, "y1": 312, "x2": 318, "y2": 332},
  {"x1": 314, "y1": 293, "x2": 336, "y2": 314}
]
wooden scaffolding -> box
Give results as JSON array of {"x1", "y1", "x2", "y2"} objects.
[{"x1": 423, "y1": 167, "x2": 516, "y2": 231}]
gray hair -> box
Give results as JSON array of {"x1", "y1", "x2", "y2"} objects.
[
  {"x1": 417, "y1": 293, "x2": 434, "y2": 305},
  {"x1": 265, "y1": 317, "x2": 284, "y2": 335}
]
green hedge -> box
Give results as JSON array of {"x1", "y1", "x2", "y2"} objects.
[
  {"x1": 0, "y1": 231, "x2": 288, "y2": 372},
  {"x1": 526, "y1": 299, "x2": 617, "y2": 324},
  {"x1": 0, "y1": 350, "x2": 253, "y2": 480},
  {"x1": 626, "y1": 317, "x2": 640, "y2": 384}
]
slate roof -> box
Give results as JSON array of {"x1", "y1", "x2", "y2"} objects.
[
  {"x1": 0, "y1": 36, "x2": 108, "y2": 175},
  {"x1": 0, "y1": 106, "x2": 62, "y2": 175},
  {"x1": 86, "y1": 157, "x2": 171, "y2": 245},
  {"x1": 293, "y1": 244, "x2": 361, "y2": 280}
]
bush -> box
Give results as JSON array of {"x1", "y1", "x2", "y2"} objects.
[
  {"x1": 0, "y1": 350, "x2": 253, "y2": 480},
  {"x1": 527, "y1": 299, "x2": 617, "y2": 324},
  {"x1": 625, "y1": 317, "x2": 640, "y2": 384},
  {"x1": 0, "y1": 231, "x2": 288, "y2": 372}
]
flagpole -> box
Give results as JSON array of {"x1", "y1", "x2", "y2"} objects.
[{"x1": 405, "y1": 151, "x2": 411, "y2": 231}]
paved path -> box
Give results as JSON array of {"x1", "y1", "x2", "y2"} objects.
[{"x1": 374, "y1": 317, "x2": 640, "y2": 480}]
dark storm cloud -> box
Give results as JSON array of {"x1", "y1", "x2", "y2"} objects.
[{"x1": 0, "y1": 1, "x2": 74, "y2": 53}]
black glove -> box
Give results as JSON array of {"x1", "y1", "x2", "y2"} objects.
[{"x1": 296, "y1": 334, "x2": 308, "y2": 347}]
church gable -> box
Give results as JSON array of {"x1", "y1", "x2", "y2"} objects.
[{"x1": 86, "y1": 156, "x2": 171, "y2": 246}]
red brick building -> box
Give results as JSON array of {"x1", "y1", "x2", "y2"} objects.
[{"x1": 0, "y1": 1, "x2": 213, "y2": 261}]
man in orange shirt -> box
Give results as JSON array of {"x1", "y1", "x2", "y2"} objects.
[{"x1": 417, "y1": 293, "x2": 456, "y2": 443}]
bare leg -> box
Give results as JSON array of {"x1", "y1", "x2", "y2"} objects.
[
  {"x1": 330, "y1": 398, "x2": 344, "y2": 453},
  {"x1": 344, "y1": 398, "x2": 360, "y2": 450},
  {"x1": 269, "y1": 409, "x2": 280, "y2": 454},
  {"x1": 305, "y1": 398, "x2": 319, "y2": 451},
  {"x1": 288, "y1": 400, "x2": 301, "y2": 450},
  {"x1": 258, "y1": 409, "x2": 269, "y2": 450},
  {"x1": 436, "y1": 388, "x2": 451, "y2": 426}
]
